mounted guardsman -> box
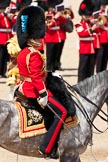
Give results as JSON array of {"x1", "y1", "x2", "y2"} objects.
[{"x1": 15, "y1": 5, "x2": 72, "y2": 159}]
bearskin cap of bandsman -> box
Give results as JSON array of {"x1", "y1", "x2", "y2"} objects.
[
  {"x1": 16, "y1": 6, "x2": 45, "y2": 49},
  {"x1": 32, "y1": 0, "x2": 63, "y2": 11},
  {"x1": 32, "y1": 0, "x2": 48, "y2": 11},
  {"x1": 78, "y1": 0, "x2": 95, "y2": 16},
  {"x1": 100, "y1": 0, "x2": 108, "y2": 5},
  {"x1": 0, "y1": 0, "x2": 11, "y2": 9},
  {"x1": 16, "y1": 0, "x2": 32, "y2": 10},
  {"x1": 48, "y1": 0, "x2": 63, "y2": 7}
]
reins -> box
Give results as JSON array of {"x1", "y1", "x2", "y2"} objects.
[
  {"x1": 62, "y1": 78, "x2": 108, "y2": 134},
  {"x1": 68, "y1": 87, "x2": 107, "y2": 133}
]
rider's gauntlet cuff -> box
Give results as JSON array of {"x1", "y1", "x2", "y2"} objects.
[{"x1": 39, "y1": 91, "x2": 47, "y2": 97}]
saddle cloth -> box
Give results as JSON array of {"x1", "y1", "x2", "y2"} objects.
[{"x1": 14, "y1": 101, "x2": 79, "y2": 138}]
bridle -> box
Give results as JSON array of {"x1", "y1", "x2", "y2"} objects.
[{"x1": 62, "y1": 78, "x2": 108, "y2": 134}]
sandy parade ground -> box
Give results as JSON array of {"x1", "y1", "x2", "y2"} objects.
[{"x1": 0, "y1": 0, "x2": 108, "y2": 162}]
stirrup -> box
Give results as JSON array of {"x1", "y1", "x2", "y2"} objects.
[{"x1": 38, "y1": 146, "x2": 59, "y2": 159}]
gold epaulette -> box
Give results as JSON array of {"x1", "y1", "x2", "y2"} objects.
[{"x1": 7, "y1": 35, "x2": 21, "y2": 58}]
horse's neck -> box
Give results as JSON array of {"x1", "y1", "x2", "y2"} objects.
[
  {"x1": 75, "y1": 86, "x2": 107, "y2": 122},
  {"x1": 73, "y1": 71, "x2": 108, "y2": 121}
]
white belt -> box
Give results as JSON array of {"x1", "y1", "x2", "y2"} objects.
[
  {"x1": 79, "y1": 37, "x2": 94, "y2": 41},
  {"x1": 50, "y1": 26, "x2": 60, "y2": 30},
  {"x1": 0, "y1": 28, "x2": 12, "y2": 32},
  {"x1": 104, "y1": 27, "x2": 108, "y2": 30}
]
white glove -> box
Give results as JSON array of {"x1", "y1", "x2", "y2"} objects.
[
  {"x1": 52, "y1": 72, "x2": 61, "y2": 79},
  {"x1": 4, "y1": 7, "x2": 11, "y2": 14},
  {"x1": 38, "y1": 95, "x2": 48, "y2": 107}
]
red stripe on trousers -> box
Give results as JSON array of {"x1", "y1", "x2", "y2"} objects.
[{"x1": 45, "y1": 97, "x2": 67, "y2": 153}]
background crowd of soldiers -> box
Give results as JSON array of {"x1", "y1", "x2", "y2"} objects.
[
  {"x1": 0, "y1": 0, "x2": 107, "y2": 92},
  {"x1": 75, "y1": 0, "x2": 108, "y2": 82}
]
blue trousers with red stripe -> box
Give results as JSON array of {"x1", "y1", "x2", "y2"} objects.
[{"x1": 40, "y1": 96, "x2": 67, "y2": 154}]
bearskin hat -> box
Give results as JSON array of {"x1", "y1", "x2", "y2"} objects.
[
  {"x1": 48, "y1": 0, "x2": 63, "y2": 7},
  {"x1": 78, "y1": 0, "x2": 95, "y2": 16},
  {"x1": 16, "y1": 0, "x2": 32, "y2": 10},
  {"x1": 100, "y1": 0, "x2": 108, "y2": 5},
  {"x1": 32, "y1": 0, "x2": 63, "y2": 11},
  {"x1": 92, "y1": 0, "x2": 101, "y2": 12},
  {"x1": 16, "y1": 6, "x2": 45, "y2": 49},
  {"x1": 32, "y1": 1, "x2": 48, "y2": 11},
  {"x1": 0, "y1": 0, "x2": 11, "y2": 9}
]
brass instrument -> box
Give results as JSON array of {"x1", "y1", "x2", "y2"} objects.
[
  {"x1": 96, "y1": 15, "x2": 107, "y2": 26},
  {"x1": 62, "y1": 8, "x2": 73, "y2": 18},
  {"x1": 63, "y1": 8, "x2": 72, "y2": 16},
  {"x1": 45, "y1": 13, "x2": 53, "y2": 27},
  {"x1": 45, "y1": 7, "x2": 74, "y2": 27}
]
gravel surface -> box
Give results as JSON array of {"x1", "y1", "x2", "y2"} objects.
[{"x1": 0, "y1": 0, "x2": 108, "y2": 161}]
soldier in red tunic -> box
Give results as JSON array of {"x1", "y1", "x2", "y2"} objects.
[
  {"x1": 96, "y1": 0, "x2": 108, "y2": 72},
  {"x1": 75, "y1": 0, "x2": 97, "y2": 82},
  {"x1": 16, "y1": 5, "x2": 67, "y2": 159},
  {"x1": 0, "y1": 0, "x2": 14, "y2": 78},
  {"x1": 91, "y1": 0, "x2": 108, "y2": 73},
  {"x1": 54, "y1": 5, "x2": 74, "y2": 71}
]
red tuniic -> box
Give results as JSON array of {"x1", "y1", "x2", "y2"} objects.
[{"x1": 17, "y1": 47, "x2": 47, "y2": 98}]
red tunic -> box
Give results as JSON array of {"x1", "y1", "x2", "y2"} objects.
[
  {"x1": 75, "y1": 20, "x2": 95, "y2": 54},
  {"x1": 98, "y1": 10, "x2": 108, "y2": 44},
  {"x1": 17, "y1": 47, "x2": 47, "y2": 98},
  {"x1": 56, "y1": 16, "x2": 67, "y2": 41},
  {"x1": 99, "y1": 25, "x2": 108, "y2": 43},
  {"x1": 44, "y1": 13, "x2": 67, "y2": 43},
  {"x1": 44, "y1": 21, "x2": 61, "y2": 43},
  {"x1": 59, "y1": 28, "x2": 66, "y2": 40},
  {"x1": 93, "y1": 32, "x2": 101, "y2": 49},
  {"x1": 0, "y1": 13, "x2": 14, "y2": 44}
]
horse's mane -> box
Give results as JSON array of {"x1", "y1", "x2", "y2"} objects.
[
  {"x1": 46, "y1": 72, "x2": 76, "y2": 116},
  {"x1": 72, "y1": 70, "x2": 108, "y2": 97}
]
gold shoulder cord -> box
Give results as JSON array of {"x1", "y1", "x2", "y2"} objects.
[
  {"x1": 26, "y1": 50, "x2": 32, "y2": 74},
  {"x1": 27, "y1": 47, "x2": 46, "y2": 73}
]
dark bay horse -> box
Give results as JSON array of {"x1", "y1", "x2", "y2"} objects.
[{"x1": 0, "y1": 70, "x2": 108, "y2": 162}]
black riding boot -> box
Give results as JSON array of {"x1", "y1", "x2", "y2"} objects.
[{"x1": 39, "y1": 142, "x2": 59, "y2": 159}]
